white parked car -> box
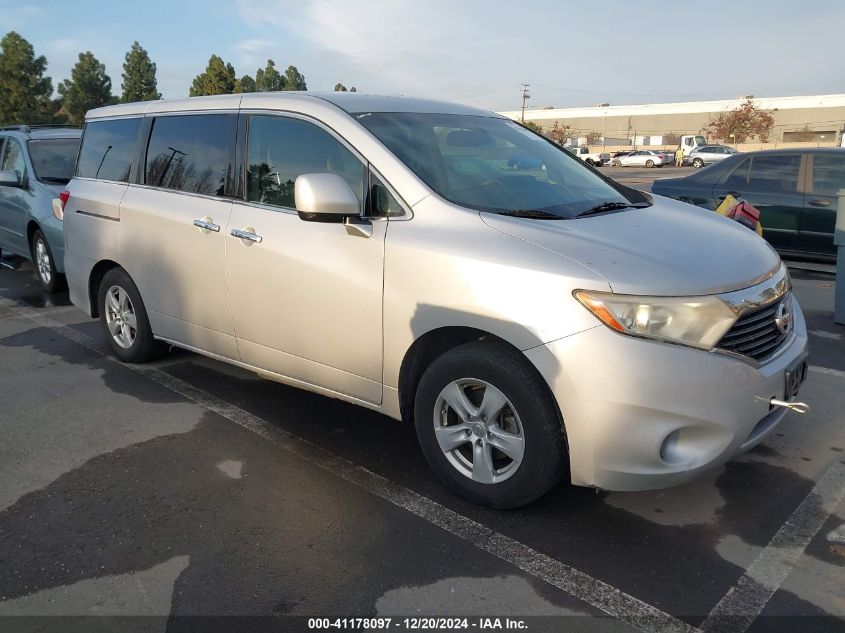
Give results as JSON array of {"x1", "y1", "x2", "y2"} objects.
[
  {"x1": 61, "y1": 93, "x2": 808, "y2": 508},
  {"x1": 611, "y1": 150, "x2": 665, "y2": 167}
]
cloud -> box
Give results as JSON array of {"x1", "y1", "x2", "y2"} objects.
[
  {"x1": 0, "y1": 2, "x2": 44, "y2": 29},
  {"x1": 233, "y1": 0, "x2": 845, "y2": 110},
  {"x1": 234, "y1": 0, "x2": 507, "y2": 100},
  {"x1": 233, "y1": 39, "x2": 281, "y2": 70}
]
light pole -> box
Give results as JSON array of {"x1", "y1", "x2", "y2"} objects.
[{"x1": 835, "y1": 189, "x2": 845, "y2": 325}]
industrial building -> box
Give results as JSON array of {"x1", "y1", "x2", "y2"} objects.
[{"x1": 499, "y1": 94, "x2": 845, "y2": 147}]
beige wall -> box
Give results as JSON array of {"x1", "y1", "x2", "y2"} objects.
[
  {"x1": 588, "y1": 140, "x2": 840, "y2": 153},
  {"x1": 526, "y1": 106, "x2": 845, "y2": 143}
]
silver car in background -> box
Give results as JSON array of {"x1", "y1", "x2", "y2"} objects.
[
  {"x1": 687, "y1": 144, "x2": 739, "y2": 168},
  {"x1": 611, "y1": 150, "x2": 665, "y2": 167},
  {"x1": 62, "y1": 93, "x2": 808, "y2": 508}
]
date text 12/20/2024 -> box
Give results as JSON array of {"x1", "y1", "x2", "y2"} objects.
[{"x1": 308, "y1": 618, "x2": 528, "y2": 630}]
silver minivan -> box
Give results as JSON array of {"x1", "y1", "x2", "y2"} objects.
[{"x1": 62, "y1": 93, "x2": 809, "y2": 508}]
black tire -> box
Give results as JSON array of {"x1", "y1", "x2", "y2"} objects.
[
  {"x1": 693, "y1": 158, "x2": 704, "y2": 169},
  {"x1": 645, "y1": 159, "x2": 655, "y2": 168},
  {"x1": 414, "y1": 341, "x2": 568, "y2": 509},
  {"x1": 31, "y1": 229, "x2": 66, "y2": 293},
  {"x1": 97, "y1": 267, "x2": 167, "y2": 363}
]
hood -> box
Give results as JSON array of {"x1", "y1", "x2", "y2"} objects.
[{"x1": 480, "y1": 196, "x2": 781, "y2": 296}]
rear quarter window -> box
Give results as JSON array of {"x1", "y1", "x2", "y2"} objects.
[{"x1": 77, "y1": 118, "x2": 142, "y2": 182}]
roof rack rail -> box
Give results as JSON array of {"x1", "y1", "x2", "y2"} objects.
[
  {"x1": 29, "y1": 123, "x2": 83, "y2": 129},
  {"x1": 0, "y1": 124, "x2": 83, "y2": 132}
]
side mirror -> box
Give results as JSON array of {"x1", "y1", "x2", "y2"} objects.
[
  {"x1": 0, "y1": 170, "x2": 22, "y2": 188},
  {"x1": 295, "y1": 173, "x2": 360, "y2": 222}
]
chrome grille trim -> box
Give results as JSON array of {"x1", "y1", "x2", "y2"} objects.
[{"x1": 715, "y1": 264, "x2": 793, "y2": 364}]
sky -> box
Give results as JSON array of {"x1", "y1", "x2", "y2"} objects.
[{"x1": 4, "y1": 0, "x2": 845, "y2": 112}]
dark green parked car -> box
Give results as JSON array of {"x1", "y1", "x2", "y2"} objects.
[{"x1": 651, "y1": 148, "x2": 843, "y2": 262}]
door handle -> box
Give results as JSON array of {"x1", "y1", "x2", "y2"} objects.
[
  {"x1": 230, "y1": 227, "x2": 263, "y2": 243},
  {"x1": 193, "y1": 218, "x2": 220, "y2": 232},
  {"x1": 807, "y1": 199, "x2": 832, "y2": 207}
]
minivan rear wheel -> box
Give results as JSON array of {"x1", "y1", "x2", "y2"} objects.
[
  {"x1": 31, "y1": 229, "x2": 65, "y2": 293},
  {"x1": 98, "y1": 268, "x2": 167, "y2": 363},
  {"x1": 414, "y1": 341, "x2": 567, "y2": 508}
]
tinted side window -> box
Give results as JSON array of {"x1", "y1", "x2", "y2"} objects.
[
  {"x1": 246, "y1": 115, "x2": 364, "y2": 211},
  {"x1": 77, "y1": 118, "x2": 141, "y2": 182},
  {"x1": 1, "y1": 138, "x2": 26, "y2": 183},
  {"x1": 145, "y1": 114, "x2": 234, "y2": 197},
  {"x1": 722, "y1": 157, "x2": 750, "y2": 188},
  {"x1": 811, "y1": 154, "x2": 845, "y2": 196},
  {"x1": 747, "y1": 155, "x2": 801, "y2": 192}
]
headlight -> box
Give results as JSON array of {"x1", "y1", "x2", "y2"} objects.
[{"x1": 574, "y1": 290, "x2": 737, "y2": 350}]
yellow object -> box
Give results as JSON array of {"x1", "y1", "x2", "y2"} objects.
[{"x1": 714, "y1": 195, "x2": 763, "y2": 236}]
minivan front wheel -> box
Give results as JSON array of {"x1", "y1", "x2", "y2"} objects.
[
  {"x1": 98, "y1": 268, "x2": 167, "y2": 363},
  {"x1": 415, "y1": 342, "x2": 567, "y2": 508},
  {"x1": 31, "y1": 230, "x2": 65, "y2": 293}
]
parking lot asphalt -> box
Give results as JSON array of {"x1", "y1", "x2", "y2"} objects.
[
  {"x1": 603, "y1": 165, "x2": 695, "y2": 191},
  {"x1": 1, "y1": 254, "x2": 844, "y2": 632}
]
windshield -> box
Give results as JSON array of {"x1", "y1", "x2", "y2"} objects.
[
  {"x1": 355, "y1": 112, "x2": 645, "y2": 218},
  {"x1": 694, "y1": 135, "x2": 706, "y2": 146},
  {"x1": 27, "y1": 138, "x2": 80, "y2": 183}
]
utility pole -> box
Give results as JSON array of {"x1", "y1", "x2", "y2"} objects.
[{"x1": 521, "y1": 83, "x2": 531, "y2": 122}]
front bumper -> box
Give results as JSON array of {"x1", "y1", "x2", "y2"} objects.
[{"x1": 524, "y1": 294, "x2": 809, "y2": 491}]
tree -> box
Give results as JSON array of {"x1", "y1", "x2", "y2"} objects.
[
  {"x1": 234, "y1": 75, "x2": 256, "y2": 93},
  {"x1": 254, "y1": 60, "x2": 285, "y2": 92},
  {"x1": 704, "y1": 98, "x2": 777, "y2": 144},
  {"x1": 521, "y1": 120, "x2": 544, "y2": 134},
  {"x1": 58, "y1": 51, "x2": 114, "y2": 125},
  {"x1": 662, "y1": 131, "x2": 681, "y2": 146},
  {"x1": 547, "y1": 120, "x2": 574, "y2": 146},
  {"x1": 189, "y1": 54, "x2": 236, "y2": 96},
  {"x1": 282, "y1": 65, "x2": 307, "y2": 91},
  {"x1": 0, "y1": 31, "x2": 56, "y2": 124},
  {"x1": 584, "y1": 131, "x2": 602, "y2": 145},
  {"x1": 334, "y1": 82, "x2": 347, "y2": 92},
  {"x1": 121, "y1": 41, "x2": 160, "y2": 103},
  {"x1": 350, "y1": 87, "x2": 357, "y2": 92}
]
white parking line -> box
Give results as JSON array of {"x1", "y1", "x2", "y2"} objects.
[
  {"x1": 9, "y1": 304, "x2": 697, "y2": 633},
  {"x1": 809, "y1": 365, "x2": 845, "y2": 379},
  {"x1": 809, "y1": 330, "x2": 843, "y2": 340},
  {"x1": 827, "y1": 524, "x2": 845, "y2": 545},
  {"x1": 700, "y1": 458, "x2": 845, "y2": 633}
]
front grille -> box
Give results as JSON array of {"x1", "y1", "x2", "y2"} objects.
[{"x1": 717, "y1": 295, "x2": 790, "y2": 362}]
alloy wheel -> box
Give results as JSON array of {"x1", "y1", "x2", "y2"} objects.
[
  {"x1": 433, "y1": 378, "x2": 525, "y2": 484},
  {"x1": 104, "y1": 285, "x2": 138, "y2": 349},
  {"x1": 35, "y1": 238, "x2": 52, "y2": 285}
]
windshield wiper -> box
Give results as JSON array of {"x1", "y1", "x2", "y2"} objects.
[
  {"x1": 575, "y1": 201, "x2": 646, "y2": 218},
  {"x1": 497, "y1": 209, "x2": 564, "y2": 220}
]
